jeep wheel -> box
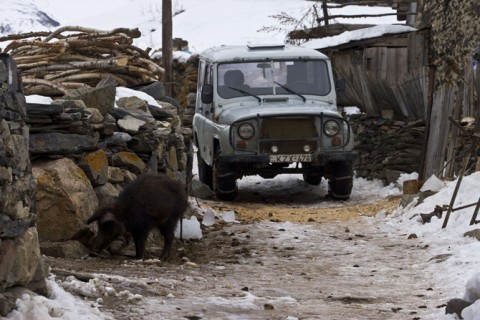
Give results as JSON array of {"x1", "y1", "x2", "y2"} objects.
[
  {"x1": 302, "y1": 172, "x2": 322, "y2": 185},
  {"x1": 213, "y1": 151, "x2": 238, "y2": 201},
  {"x1": 197, "y1": 152, "x2": 213, "y2": 189},
  {"x1": 328, "y1": 162, "x2": 353, "y2": 200}
]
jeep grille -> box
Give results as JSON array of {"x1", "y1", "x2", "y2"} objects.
[{"x1": 259, "y1": 117, "x2": 318, "y2": 154}]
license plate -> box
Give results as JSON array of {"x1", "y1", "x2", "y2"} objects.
[{"x1": 269, "y1": 154, "x2": 312, "y2": 163}]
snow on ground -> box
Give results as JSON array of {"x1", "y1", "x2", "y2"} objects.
[
  {"x1": 6, "y1": 275, "x2": 108, "y2": 320},
  {"x1": 8, "y1": 164, "x2": 480, "y2": 319}
]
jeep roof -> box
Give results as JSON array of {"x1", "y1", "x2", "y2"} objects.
[{"x1": 199, "y1": 44, "x2": 330, "y2": 63}]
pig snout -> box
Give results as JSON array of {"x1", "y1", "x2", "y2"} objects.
[{"x1": 87, "y1": 210, "x2": 126, "y2": 254}]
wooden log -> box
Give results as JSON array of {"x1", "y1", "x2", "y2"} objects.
[
  {"x1": 22, "y1": 78, "x2": 70, "y2": 95},
  {"x1": 4, "y1": 40, "x2": 66, "y2": 54},
  {"x1": 0, "y1": 31, "x2": 52, "y2": 42},
  {"x1": 53, "y1": 72, "x2": 128, "y2": 87},
  {"x1": 134, "y1": 57, "x2": 165, "y2": 76},
  {"x1": 43, "y1": 26, "x2": 141, "y2": 42},
  {"x1": 26, "y1": 57, "x2": 129, "y2": 72}
]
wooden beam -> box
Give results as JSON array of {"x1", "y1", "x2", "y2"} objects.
[
  {"x1": 289, "y1": 24, "x2": 374, "y2": 40},
  {"x1": 317, "y1": 12, "x2": 407, "y2": 24}
]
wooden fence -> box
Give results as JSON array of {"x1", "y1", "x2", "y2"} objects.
[{"x1": 424, "y1": 66, "x2": 480, "y2": 179}]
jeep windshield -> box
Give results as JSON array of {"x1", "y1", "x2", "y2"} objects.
[{"x1": 217, "y1": 60, "x2": 331, "y2": 99}]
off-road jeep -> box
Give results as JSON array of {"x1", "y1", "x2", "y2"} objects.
[{"x1": 193, "y1": 44, "x2": 356, "y2": 201}]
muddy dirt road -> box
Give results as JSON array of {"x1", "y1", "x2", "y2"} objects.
[{"x1": 46, "y1": 179, "x2": 448, "y2": 320}]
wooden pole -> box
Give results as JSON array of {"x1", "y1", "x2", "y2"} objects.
[
  {"x1": 162, "y1": 0, "x2": 173, "y2": 97},
  {"x1": 469, "y1": 197, "x2": 480, "y2": 225},
  {"x1": 442, "y1": 152, "x2": 470, "y2": 228},
  {"x1": 322, "y1": 0, "x2": 329, "y2": 26},
  {"x1": 420, "y1": 65, "x2": 436, "y2": 180}
]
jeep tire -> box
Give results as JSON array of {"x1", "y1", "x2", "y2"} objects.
[
  {"x1": 328, "y1": 161, "x2": 353, "y2": 200},
  {"x1": 197, "y1": 151, "x2": 213, "y2": 189},
  {"x1": 213, "y1": 151, "x2": 238, "y2": 201}
]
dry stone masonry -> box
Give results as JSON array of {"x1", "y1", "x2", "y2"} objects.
[
  {"x1": 0, "y1": 55, "x2": 47, "y2": 316},
  {"x1": 28, "y1": 78, "x2": 193, "y2": 248},
  {"x1": 417, "y1": 0, "x2": 480, "y2": 87},
  {"x1": 0, "y1": 47, "x2": 193, "y2": 315}
]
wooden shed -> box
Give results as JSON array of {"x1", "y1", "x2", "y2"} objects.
[
  {"x1": 292, "y1": 0, "x2": 480, "y2": 180},
  {"x1": 319, "y1": 28, "x2": 427, "y2": 121}
]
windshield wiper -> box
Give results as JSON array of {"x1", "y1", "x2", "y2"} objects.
[
  {"x1": 227, "y1": 86, "x2": 262, "y2": 102},
  {"x1": 274, "y1": 81, "x2": 306, "y2": 102}
]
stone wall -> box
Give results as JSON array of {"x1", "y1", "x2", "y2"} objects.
[
  {"x1": 0, "y1": 56, "x2": 47, "y2": 315},
  {"x1": 349, "y1": 114, "x2": 480, "y2": 183},
  {"x1": 0, "y1": 63, "x2": 194, "y2": 315},
  {"x1": 416, "y1": 0, "x2": 480, "y2": 87},
  {"x1": 26, "y1": 78, "x2": 193, "y2": 247}
]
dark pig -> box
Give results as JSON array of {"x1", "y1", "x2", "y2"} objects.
[{"x1": 87, "y1": 173, "x2": 188, "y2": 260}]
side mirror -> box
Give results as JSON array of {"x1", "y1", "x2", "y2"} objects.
[
  {"x1": 335, "y1": 79, "x2": 345, "y2": 93},
  {"x1": 201, "y1": 84, "x2": 213, "y2": 104}
]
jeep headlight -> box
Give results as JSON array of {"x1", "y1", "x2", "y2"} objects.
[
  {"x1": 323, "y1": 120, "x2": 340, "y2": 137},
  {"x1": 238, "y1": 123, "x2": 255, "y2": 140}
]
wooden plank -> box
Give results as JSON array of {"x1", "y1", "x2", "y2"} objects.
[
  {"x1": 380, "y1": 47, "x2": 388, "y2": 80},
  {"x1": 289, "y1": 24, "x2": 374, "y2": 40},
  {"x1": 444, "y1": 85, "x2": 464, "y2": 178},
  {"x1": 356, "y1": 64, "x2": 376, "y2": 115},
  {"x1": 423, "y1": 86, "x2": 455, "y2": 178},
  {"x1": 318, "y1": 32, "x2": 412, "y2": 51},
  {"x1": 390, "y1": 69, "x2": 427, "y2": 121}
]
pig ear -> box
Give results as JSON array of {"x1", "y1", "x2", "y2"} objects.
[{"x1": 87, "y1": 207, "x2": 111, "y2": 224}]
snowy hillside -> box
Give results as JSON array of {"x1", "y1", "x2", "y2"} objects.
[{"x1": 0, "y1": 1, "x2": 59, "y2": 35}]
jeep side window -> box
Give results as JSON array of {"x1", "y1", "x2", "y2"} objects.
[
  {"x1": 196, "y1": 59, "x2": 206, "y2": 112},
  {"x1": 197, "y1": 60, "x2": 214, "y2": 112}
]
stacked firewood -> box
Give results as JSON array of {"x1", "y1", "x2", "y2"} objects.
[
  {"x1": 348, "y1": 114, "x2": 425, "y2": 182},
  {"x1": 0, "y1": 26, "x2": 164, "y2": 97}
]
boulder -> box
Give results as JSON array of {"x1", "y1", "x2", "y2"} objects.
[
  {"x1": 117, "y1": 96, "x2": 149, "y2": 113},
  {"x1": 30, "y1": 132, "x2": 97, "y2": 155},
  {"x1": 111, "y1": 151, "x2": 145, "y2": 174},
  {"x1": 0, "y1": 228, "x2": 43, "y2": 288},
  {"x1": 33, "y1": 158, "x2": 98, "y2": 242},
  {"x1": 78, "y1": 150, "x2": 109, "y2": 186},
  {"x1": 40, "y1": 240, "x2": 89, "y2": 259},
  {"x1": 117, "y1": 115, "x2": 146, "y2": 134},
  {"x1": 63, "y1": 78, "x2": 116, "y2": 115},
  {"x1": 94, "y1": 182, "x2": 121, "y2": 210}
]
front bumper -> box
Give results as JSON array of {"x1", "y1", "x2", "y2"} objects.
[{"x1": 219, "y1": 151, "x2": 358, "y2": 166}]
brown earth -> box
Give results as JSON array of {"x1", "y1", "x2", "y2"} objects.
[{"x1": 42, "y1": 192, "x2": 448, "y2": 320}]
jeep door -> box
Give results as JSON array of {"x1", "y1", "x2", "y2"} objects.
[{"x1": 194, "y1": 59, "x2": 215, "y2": 166}]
